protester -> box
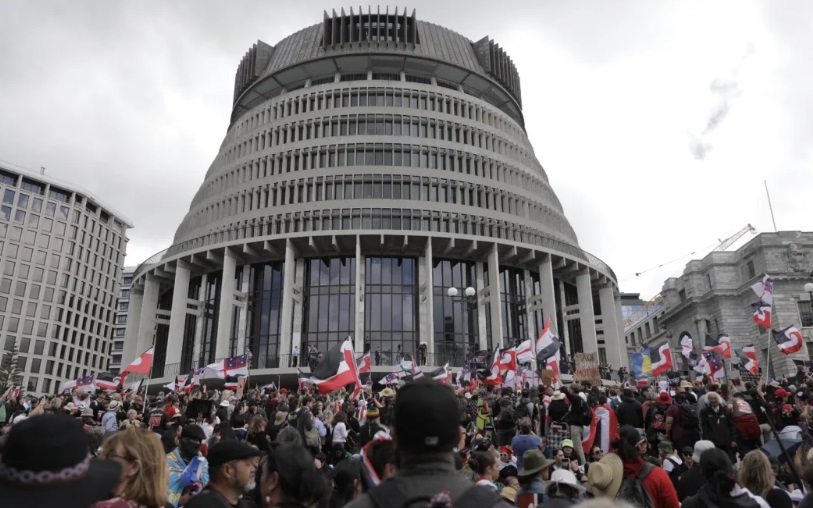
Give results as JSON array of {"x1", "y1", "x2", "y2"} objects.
[
  {"x1": 358, "y1": 407, "x2": 386, "y2": 447},
  {"x1": 700, "y1": 392, "x2": 738, "y2": 460},
  {"x1": 682, "y1": 448, "x2": 770, "y2": 508},
  {"x1": 517, "y1": 449, "x2": 555, "y2": 498},
  {"x1": 511, "y1": 417, "x2": 541, "y2": 471},
  {"x1": 587, "y1": 452, "x2": 624, "y2": 498},
  {"x1": 346, "y1": 379, "x2": 508, "y2": 508},
  {"x1": 616, "y1": 389, "x2": 644, "y2": 434},
  {"x1": 613, "y1": 424, "x2": 679, "y2": 508},
  {"x1": 543, "y1": 469, "x2": 587, "y2": 507},
  {"x1": 470, "y1": 450, "x2": 500, "y2": 491},
  {"x1": 185, "y1": 440, "x2": 260, "y2": 508},
  {"x1": 0, "y1": 413, "x2": 122, "y2": 508},
  {"x1": 167, "y1": 424, "x2": 210, "y2": 507},
  {"x1": 676, "y1": 440, "x2": 716, "y2": 501},
  {"x1": 738, "y1": 450, "x2": 793, "y2": 508},
  {"x1": 92, "y1": 428, "x2": 169, "y2": 508},
  {"x1": 259, "y1": 443, "x2": 327, "y2": 507},
  {"x1": 658, "y1": 441, "x2": 682, "y2": 474}
]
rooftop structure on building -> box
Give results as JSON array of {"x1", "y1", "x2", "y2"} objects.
[
  {"x1": 0, "y1": 162, "x2": 131, "y2": 394},
  {"x1": 124, "y1": 8, "x2": 625, "y2": 386}
]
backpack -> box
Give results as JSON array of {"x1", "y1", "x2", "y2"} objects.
[
  {"x1": 580, "y1": 398, "x2": 593, "y2": 426},
  {"x1": 304, "y1": 424, "x2": 321, "y2": 448},
  {"x1": 513, "y1": 398, "x2": 531, "y2": 421},
  {"x1": 369, "y1": 480, "x2": 503, "y2": 508},
  {"x1": 648, "y1": 404, "x2": 667, "y2": 432},
  {"x1": 498, "y1": 398, "x2": 515, "y2": 425},
  {"x1": 616, "y1": 462, "x2": 656, "y2": 508},
  {"x1": 680, "y1": 403, "x2": 699, "y2": 429}
]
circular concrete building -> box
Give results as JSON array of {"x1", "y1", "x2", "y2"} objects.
[{"x1": 124, "y1": 8, "x2": 625, "y2": 383}]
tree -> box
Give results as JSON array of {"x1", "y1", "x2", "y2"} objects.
[{"x1": 0, "y1": 338, "x2": 23, "y2": 392}]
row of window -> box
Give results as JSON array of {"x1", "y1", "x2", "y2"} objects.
[
  {"x1": 180, "y1": 142, "x2": 567, "y2": 242},
  {"x1": 168, "y1": 206, "x2": 591, "y2": 267},
  {"x1": 184, "y1": 172, "x2": 572, "y2": 243},
  {"x1": 232, "y1": 84, "x2": 526, "y2": 155},
  {"x1": 226, "y1": 110, "x2": 536, "y2": 174}
]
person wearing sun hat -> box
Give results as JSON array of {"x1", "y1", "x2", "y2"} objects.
[
  {"x1": 0, "y1": 413, "x2": 123, "y2": 508},
  {"x1": 517, "y1": 449, "x2": 556, "y2": 500},
  {"x1": 544, "y1": 468, "x2": 587, "y2": 505},
  {"x1": 587, "y1": 452, "x2": 624, "y2": 498}
]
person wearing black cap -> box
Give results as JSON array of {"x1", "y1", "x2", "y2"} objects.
[
  {"x1": 0, "y1": 413, "x2": 122, "y2": 508},
  {"x1": 345, "y1": 379, "x2": 510, "y2": 508},
  {"x1": 185, "y1": 441, "x2": 261, "y2": 508},
  {"x1": 168, "y1": 424, "x2": 211, "y2": 507}
]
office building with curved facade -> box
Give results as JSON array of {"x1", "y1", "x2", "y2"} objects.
[
  {"x1": 124, "y1": 8, "x2": 626, "y2": 382},
  {"x1": 0, "y1": 164, "x2": 131, "y2": 394}
]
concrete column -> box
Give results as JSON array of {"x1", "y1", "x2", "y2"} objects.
[
  {"x1": 136, "y1": 274, "x2": 160, "y2": 358},
  {"x1": 165, "y1": 262, "x2": 191, "y2": 366},
  {"x1": 122, "y1": 285, "x2": 143, "y2": 366},
  {"x1": 279, "y1": 240, "x2": 297, "y2": 360},
  {"x1": 420, "y1": 238, "x2": 435, "y2": 360},
  {"x1": 290, "y1": 260, "x2": 305, "y2": 366},
  {"x1": 487, "y1": 245, "x2": 503, "y2": 349},
  {"x1": 354, "y1": 236, "x2": 365, "y2": 354},
  {"x1": 215, "y1": 249, "x2": 237, "y2": 360},
  {"x1": 599, "y1": 285, "x2": 624, "y2": 371},
  {"x1": 236, "y1": 267, "x2": 251, "y2": 356},
  {"x1": 576, "y1": 269, "x2": 598, "y2": 354},
  {"x1": 475, "y1": 261, "x2": 488, "y2": 351},
  {"x1": 523, "y1": 269, "x2": 534, "y2": 342},
  {"x1": 192, "y1": 274, "x2": 207, "y2": 367},
  {"x1": 538, "y1": 255, "x2": 557, "y2": 328}
]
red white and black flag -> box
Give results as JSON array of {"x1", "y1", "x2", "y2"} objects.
[
  {"x1": 752, "y1": 301, "x2": 772, "y2": 329},
  {"x1": 430, "y1": 363, "x2": 451, "y2": 384},
  {"x1": 309, "y1": 338, "x2": 362, "y2": 398},
  {"x1": 357, "y1": 352, "x2": 372, "y2": 384},
  {"x1": 478, "y1": 348, "x2": 502, "y2": 385},
  {"x1": 773, "y1": 325, "x2": 804, "y2": 355},
  {"x1": 736, "y1": 345, "x2": 760, "y2": 375},
  {"x1": 650, "y1": 341, "x2": 673, "y2": 376},
  {"x1": 96, "y1": 372, "x2": 121, "y2": 391},
  {"x1": 499, "y1": 347, "x2": 518, "y2": 373}
]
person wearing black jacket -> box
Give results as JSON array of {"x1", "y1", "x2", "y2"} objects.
[
  {"x1": 562, "y1": 385, "x2": 587, "y2": 465},
  {"x1": 700, "y1": 392, "x2": 737, "y2": 461},
  {"x1": 615, "y1": 389, "x2": 644, "y2": 433}
]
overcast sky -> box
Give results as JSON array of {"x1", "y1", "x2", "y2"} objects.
[{"x1": 1, "y1": 0, "x2": 810, "y2": 300}]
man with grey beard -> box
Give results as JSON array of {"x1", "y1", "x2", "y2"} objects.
[{"x1": 185, "y1": 441, "x2": 260, "y2": 508}]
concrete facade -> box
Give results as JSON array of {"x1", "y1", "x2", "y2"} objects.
[
  {"x1": 124, "y1": 10, "x2": 625, "y2": 384},
  {"x1": 645, "y1": 232, "x2": 813, "y2": 379},
  {"x1": 108, "y1": 266, "x2": 135, "y2": 373},
  {"x1": 0, "y1": 164, "x2": 131, "y2": 394}
]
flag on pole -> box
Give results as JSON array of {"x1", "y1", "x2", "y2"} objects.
[
  {"x1": 751, "y1": 275, "x2": 774, "y2": 306},
  {"x1": 430, "y1": 363, "x2": 451, "y2": 384},
  {"x1": 679, "y1": 332, "x2": 694, "y2": 358},
  {"x1": 515, "y1": 340, "x2": 533, "y2": 364},
  {"x1": 309, "y1": 338, "x2": 362, "y2": 397},
  {"x1": 703, "y1": 334, "x2": 725, "y2": 354},
  {"x1": 773, "y1": 326, "x2": 804, "y2": 355},
  {"x1": 95, "y1": 372, "x2": 121, "y2": 391},
  {"x1": 121, "y1": 347, "x2": 154, "y2": 376},
  {"x1": 357, "y1": 352, "x2": 371, "y2": 375},
  {"x1": 717, "y1": 334, "x2": 732, "y2": 359},
  {"x1": 650, "y1": 341, "x2": 673, "y2": 376},
  {"x1": 632, "y1": 349, "x2": 652, "y2": 381},
  {"x1": 499, "y1": 347, "x2": 518, "y2": 374},
  {"x1": 692, "y1": 352, "x2": 710, "y2": 375},
  {"x1": 752, "y1": 301, "x2": 772, "y2": 329},
  {"x1": 74, "y1": 374, "x2": 96, "y2": 393},
  {"x1": 298, "y1": 369, "x2": 313, "y2": 389},
  {"x1": 204, "y1": 353, "x2": 250, "y2": 379},
  {"x1": 478, "y1": 349, "x2": 502, "y2": 385},
  {"x1": 736, "y1": 346, "x2": 759, "y2": 375},
  {"x1": 535, "y1": 320, "x2": 561, "y2": 364},
  {"x1": 703, "y1": 351, "x2": 725, "y2": 379}
]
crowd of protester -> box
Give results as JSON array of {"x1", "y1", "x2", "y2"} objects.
[{"x1": 1, "y1": 373, "x2": 813, "y2": 507}]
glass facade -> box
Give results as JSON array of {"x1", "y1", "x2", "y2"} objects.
[
  {"x1": 180, "y1": 276, "x2": 201, "y2": 373},
  {"x1": 365, "y1": 257, "x2": 417, "y2": 366},
  {"x1": 500, "y1": 266, "x2": 527, "y2": 348},
  {"x1": 433, "y1": 259, "x2": 477, "y2": 366},
  {"x1": 302, "y1": 258, "x2": 355, "y2": 355},
  {"x1": 248, "y1": 262, "x2": 284, "y2": 369},
  {"x1": 199, "y1": 272, "x2": 221, "y2": 366}
]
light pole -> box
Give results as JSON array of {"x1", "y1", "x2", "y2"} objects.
[{"x1": 446, "y1": 287, "x2": 478, "y2": 366}]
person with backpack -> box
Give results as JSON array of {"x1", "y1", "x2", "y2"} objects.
[
  {"x1": 681, "y1": 448, "x2": 771, "y2": 508},
  {"x1": 345, "y1": 380, "x2": 511, "y2": 508},
  {"x1": 700, "y1": 392, "x2": 738, "y2": 461},
  {"x1": 616, "y1": 388, "x2": 645, "y2": 435},
  {"x1": 731, "y1": 391, "x2": 763, "y2": 457},
  {"x1": 494, "y1": 388, "x2": 518, "y2": 446},
  {"x1": 613, "y1": 424, "x2": 679, "y2": 508},
  {"x1": 645, "y1": 392, "x2": 672, "y2": 450},
  {"x1": 665, "y1": 391, "x2": 701, "y2": 452},
  {"x1": 658, "y1": 441, "x2": 682, "y2": 474}
]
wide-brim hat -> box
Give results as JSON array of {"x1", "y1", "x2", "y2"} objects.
[
  {"x1": 0, "y1": 414, "x2": 122, "y2": 508},
  {"x1": 547, "y1": 469, "x2": 586, "y2": 495},
  {"x1": 587, "y1": 452, "x2": 623, "y2": 498},
  {"x1": 552, "y1": 391, "x2": 565, "y2": 401},
  {"x1": 679, "y1": 380, "x2": 693, "y2": 389},
  {"x1": 501, "y1": 486, "x2": 517, "y2": 503},
  {"x1": 107, "y1": 400, "x2": 121, "y2": 411},
  {"x1": 380, "y1": 388, "x2": 396, "y2": 398},
  {"x1": 518, "y1": 450, "x2": 555, "y2": 477}
]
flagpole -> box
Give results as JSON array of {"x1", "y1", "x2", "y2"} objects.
[{"x1": 142, "y1": 335, "x2": 157, "y2": 396}]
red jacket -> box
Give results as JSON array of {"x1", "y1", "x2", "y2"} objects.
[{"x1": 623, "y1": 458, "x2": 680, "y2": 508}]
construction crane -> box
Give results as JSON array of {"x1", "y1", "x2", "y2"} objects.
[{"x1": 713, "y1": 224, "x2": 757, "y2": 251}]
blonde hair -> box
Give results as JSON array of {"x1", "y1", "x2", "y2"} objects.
[
  {"x1": 101, "y1": 428, "x2": 168, "y2": 506},
  {"x1": 738, "y1": 450, "x2": 774, "y2": 498}
]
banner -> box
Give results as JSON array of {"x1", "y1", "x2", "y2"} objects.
[{"x1": 574, "y1": 352, "x2": 601, "y2": 386}]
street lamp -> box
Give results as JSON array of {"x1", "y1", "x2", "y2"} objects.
[{"x1": 447, "y1": 286, "x2": 476, "y2": 298}]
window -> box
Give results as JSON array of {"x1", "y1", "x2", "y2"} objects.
[
  {"x1": 301, "y1": 258, "x2": 356, "y2": 356},
  {"x1": 678, "y1": 289, "x2": 687, "y2": 302},
  {"x1": 746, "y1": 260, "x2": 756, "y2": 279},
  {"x1": 432, "y1": 259, "x2": 477, "y2": 366},
  {"x1": 799, "y1": 301, "x2": 813, "y2": 328}
]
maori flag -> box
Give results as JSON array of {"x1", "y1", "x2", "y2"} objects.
[
  {"x1": 751, "y1": 275, "x2": 774, "y2": 306},
  {"x1": 772, "y1": 326, "x2": 804, "y2": 355},
  {"x1": 308, "y1": 338, "x2": 362, "y2": 398},
  {"x1": 753, "y1": 301, "x2": 772, "y2": 329},
  {"x1": 650, "y1": 341, "x2": 673, "y2": 376},
  {"x1": 736, "y1": 346, "x2": 759, "y2": 375},
  {"x1": 679, "y1": 332, "x2": 694, "y2": 358}
]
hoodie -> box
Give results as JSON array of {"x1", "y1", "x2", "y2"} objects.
[{"x1": 623, "y1": 458, "x2": 679, "y2": 508}]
